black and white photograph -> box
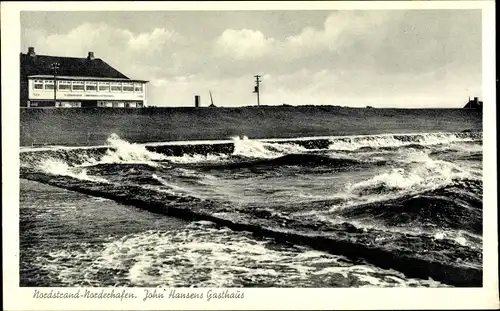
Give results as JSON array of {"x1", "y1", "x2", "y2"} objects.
[{"x1": 2, "y1": 1, "x2": 498, "y2": 310}]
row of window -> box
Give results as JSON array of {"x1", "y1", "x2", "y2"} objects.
[
  {"x1": 32, "y1": 80, "x2": 144, "y2": 93},
  {"x1": 55, "y1": 102, "x2": 81, "y2": 108},
  {"x1": 28, "y1": 101, "x2": 143, "y2": 108},
  {"x1": 97, "y1": 101, "x2": 143, "y2": 108}
]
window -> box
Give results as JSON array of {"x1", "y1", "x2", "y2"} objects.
[
  {"x1": 97, "y1": 101, "x2": 111, "y2": 107},
  {"x1": 98, "y1": 82, "x2": 110, "y2": 92},
  {"x1": 58, "y1": 81, "x2": 71, "y2": 91},
  {"x1": 72, "y1": 81, "x2": 84, "y2": 91},
  {"x1": 85, "y1": 81, "x2": 97, "y2": 91},
  {"x1": 33, "y1": 80, "x2": 43, "y2": 90},
  {"x1": 134, "y1": 83, "x2": 143, "y2": 92},
  {"x1": 44, "y1": 80, "x2": 54, "y2": 90},
  {"x1": 122, "y1": 82, "x2": 134, "y2": 92},
  {"x1": 110, "y1": 83, "x2": 122, "y2": 92}
]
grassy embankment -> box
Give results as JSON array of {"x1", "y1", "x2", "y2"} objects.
[{"x1": 20, "y1": 106, "x2": 482, "y2": 146}]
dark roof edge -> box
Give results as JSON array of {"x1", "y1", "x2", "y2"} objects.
[
  {"x1": 27, "y1": 75, "x2": 149, "y2": 83},
  {"x1": 20, "y1": 53, "x2": 101, "y2": 60},
  {"x1": 99, "y1": 59, "x2": 129, "y2": 79},
  {"x1": 20, "y1": 51, "x2": 136, "y2": 80}
]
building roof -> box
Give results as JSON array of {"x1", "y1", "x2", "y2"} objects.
[
  {"x1": 20, "y1": 49, "x2": 131, "y2": 81},
  {"x1": 463, "y1": 100, "x2": 483, "y2": 109},
  {"x1": 27, "y1": 75, "x2": 148, "y2": 83}
]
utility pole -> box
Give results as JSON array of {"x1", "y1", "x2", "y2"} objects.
[
  {"x1": 51, "y1": 62, "x2": 60, "y2": 106},
  {"x1": 253, "y1": 75, "x2": 261, "y2": 106}
]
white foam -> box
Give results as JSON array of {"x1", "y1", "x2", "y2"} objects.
[
  {"x1": 262, "y1": 141, "x2": 308, "y2": 154},
  {"x1": 436, "y1": 141, "x2": 484, "y2": 154},
  {"x1": 20, "y1": 131, "x2": 481, "y2": 153},
  {"x1": 99, "y1": 133, "x2": 167, "y2": 165},
  {"x1": 31, "y1": 134, "x2": 168, "y2": 178},
  {"x1": 347, "y1": 151, "x2": 475, "y2": 195},
  {"x1": 34, "y1": 224, "x2": 449, "y2": 287},
  {"x1": 432, "y1": 230, "x2": 479, "y2": 248},
  {"x1": 288, "y1": 150, "x2": 481, "y2": 219},
  {"x1": 162, "y1": 137, "x2": 307, "y2": 163},
  {"x1": 318, "y1": 218, "x2": 482, "y2": 250},
  {"x1": 165, "y1": 153, "x2": 230, "y2": 164},
  {"x1": 231, "y1": 136, "x2": 283, "y2": 159},
  {"x1": 328, "y1": 132, "x2": 480, "y2": 151},
  {"x1": 38, "y1": 158, "x2": 108, "y2": 183}
]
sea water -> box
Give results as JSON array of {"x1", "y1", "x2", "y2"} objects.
[{"x1": 20, "y1": 130, "x2": 482, "y2": 287}]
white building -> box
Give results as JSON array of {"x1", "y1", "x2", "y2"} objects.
[{"x1": 20, "y1": 47, "x2": 148, "y2": 108}]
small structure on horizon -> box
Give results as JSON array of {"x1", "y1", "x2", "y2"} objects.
[
  {"x1": 194, "y1": 95, "x2": 201, "y2": 108},
  {"x1": 463, "y1": 97, "x2": 483, "y2": 110},
  {"x1": 208, "y1": 90, "x2": 216, "y2": 107},
  {"x1": 253, "y1": 75, "x2": 261, "y2": 106}
]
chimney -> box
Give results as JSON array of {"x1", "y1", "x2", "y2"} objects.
[
  {"x1": 27, "y1": 47, "x2": 36, "y2": 56},
  {"x1": 195, "y1": 95, "x2": 200, "y2": 108},
  {"x1": 87, "y1": 51, "x2": 95, "y2": 60},
  {"x1": 474, "y1": 97, "x2": 479, "y2": 103}
]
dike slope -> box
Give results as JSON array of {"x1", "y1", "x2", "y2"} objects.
[{"x1": 20, "y1": 106, "x2": 482, "y2": 146}]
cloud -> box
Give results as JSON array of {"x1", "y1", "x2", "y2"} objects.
[
  {"x1": 213, "y1": 11, "x2": 394, "y2": 62},
  {"x1": 285, "y1": 11, "x2": 392, "y2": 56},
  {"x1": 23, "y1": 23, "x2": 180, "y2": 64},
  {"x1": 128, "y1": 28, "x2": 180, "y2": 53},
  {"x1": 24, "y1": 23, "x2": 130, "y2": 57},
  {"x1": 22, "y1": 22, "x2": 184, "y2": 83},
  {"x1": 215, "y1": 28, "x2": 276, "y2": 59}
]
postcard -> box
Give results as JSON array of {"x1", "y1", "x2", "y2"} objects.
[{"x1": 2, "y1": 1, "x2": 498, "y2": 310}]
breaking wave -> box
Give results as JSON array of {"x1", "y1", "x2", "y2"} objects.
[
  {"x1": 99, "y1": 133, "x2": 167, "y2": 165},
  {"x1": 336, "y1": 179, "x2": 483, "y2": 235},
  {"x1": 328, "y1": 132, "x2": 482, "y2": 151},
  {"x1": 20, "y1": 131, "x2": 481, "y2": 166},
  {"x1": 146, "y1": 136, "x2": 307, "y2": 164},
  {"x1": 347, "y1": 151, "x2": 477, "y2": 196},
  {"x1": 38, "y1": 158, "x2": 108, "y2": 183}
]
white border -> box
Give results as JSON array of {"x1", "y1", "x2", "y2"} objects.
[{"x1": 2, "y1": 1, "x2": 498, "y2": 310}]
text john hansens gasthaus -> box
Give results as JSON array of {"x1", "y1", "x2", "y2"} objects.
[{"x1": 33, "y1": 288, "x2": 245, "y2": 302}]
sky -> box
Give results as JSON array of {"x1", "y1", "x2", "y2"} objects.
[{"x1": 21, "y1": 10, "x2": 482, "y2": 108}]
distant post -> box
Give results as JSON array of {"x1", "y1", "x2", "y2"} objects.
[
  {"x1": 253, "y1": 75, "x2": 261, "y2": 106},
  {"x1": 51, "y1": 62, "x2": 60, "y2": 106}
]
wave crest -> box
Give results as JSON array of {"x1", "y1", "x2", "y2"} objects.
[
  {"x1": 348, "y1": 151, "x2": 476, "y2": 196},
  {"x1": 328, "y1": 132, "x2": 481, "y2": 151},
  {"x1": 38, "y1": 158, "x2": 108, "y2": 183},
  {"x1": 100, "y1": 133, "x2": 167, "y2": 164},
  {"x1": 232, "y1": 136, "x2": 281, "y2": 158}
]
